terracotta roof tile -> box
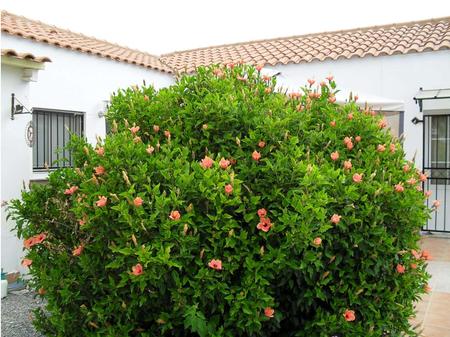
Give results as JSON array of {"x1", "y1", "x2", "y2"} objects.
[
  {"x1": 1, "y1": 48, "x2": 51, "y2": 63},
  {"x1": 1, "y1": 11, "x2": 173, "y2": 73},
  {"x1": 162, "y1": 16, "x2": 450, "y2": 73}
]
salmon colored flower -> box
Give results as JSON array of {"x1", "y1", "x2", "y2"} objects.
[
  {"x1": 346, "y1": 141, "x2": 354, "y2": 150},
  {"x1": 258, "y1": 141, "x2": 266, "y2": 148},
  {"x1": 403, "y1": 164, "x2": 410, "y2": 172},
  {"x1": 213, "y1": 68, "x2": 224, "y2": 77},
  {"x1": 133, "y1": 136, "x2": 142, "y2": 143},
  {"x1": 355, "y1": 136, "x2": 361, "y2": 142},
  {"x1": 343, "y1": 309, "x2": 356, "y2": 322},
  {"x1": 330, "y1": 151, "x2": 339, "y2": 161},
  {"x1": 394, "y1": 184, "x2": 404, "y2": 193},
  {"x1": 411, "y1": 249, "x2": 421, "y2": 259},
  {"x1": 132, "y1": 263, "x2": 143, "y2": 276},
  {"x1": 264, "y1": 87, "x2": 272, "y2": 94},
  {"x1": 313, "y1": 237, "x2": 322, "y2": 246},
  {"x1": 256, "y1": 64, "x2": 263, "y2": 72},
  {"x1": 326, "y1": 75, "x2": 334, "y2": 81},
  {"x1": 416, "y1": 185, "x2": 423, "y2": 191},
  {"x1": 347, "y1": 113, "x2": 353, "y2": 120},
  {"x1": 208, "y1": 259, "x2": 222, "y2": 270},
  {"x1": 257, "y1": 217, "x2": 272, "y2": 232},
  {"x1": 264, "y1": 307, "x2": 275, "y2": 318},
  {"x1": 424, "y1": 284, "x2": 432, "y2": 293},
  {"x1": 96, "y1": 196, "x2": 107, "y2": 207},
  {"x1": 320, "y1": 81, "x2": 326, "y2": 87},
  {"x1": 200, "y1": 156, "x2": 214, "y2": 169},
  {"x1": 38, "y1": 288, "x2": 46, "y2": 295},
  {"x1": 23, "y1": 238, "x2": 35, "y2": 249},
  {"x1": 146, "y1": 146, "x2": 155, "y2": 154},
  {"x1": 95, "y1": 147, "x2": 105, "y2": 156},
  {"x1": 262, "y1": 75, "x2": 271, "y2": 82},
  {"x1": 224, "y1": 184, "x2": 233, "y2": 195},
  {"x1": 352, "y1": 173, "x2": 363, "y2": 183},
  {"x1": 34, "y1": 233, "x2": 47, "y2": 244},
  {"x1": 169, "y1": 210, "x2": 181, "y2": 221},
  {"x1": 94, "y1": 166, "x2": 105, "y2": 175},
  {"x1": 134, "y1": 197, "x2": 143, "y2": 207},
  {"x1": 331, "y1": 214, "x2": 341, "y2": 224},
  {"x1": 219, "y1": 158, "x2": 230, "y2": 169},
  {"x1": 144, "y1": 95, "x2": 149, "y2": 101},
  {"x1": 421, "y1": 250, "x2": 431, "y2": 260},
  {"x1": 129, "y1": 126, "x2": 140, "y2": 134},
  {"x1": 328, "y1": 96, "x2": 336, "y2": 103},
  {"x1": 424, "y1": 190, "x2": 432, "y2": 198},
  {"x1": 389, "y1": 143, "x2": 396, "y2": 153},
  {"x1": 354, "y1": 95, "x2": 359, "y2": 102},
  {"x1": 164, "y1": 130, "x2": 171, "y2": 138},
  {"x1": 153, "y1": 125, "x2": 160, "y2": 133},
  {"x1": 307, "y1": 79, "x2": 315, "y2": 86},
  {"x1": 343, "y1": 137, "x2": 352, "y2": 145},
  {"x1": 236, "y1": 75, "x2": 247, "y2": 82},
  {"x1": 378, "y1": 120, "x2": 387, "y2": 128},
  {"x1": 410, "y1": 263, "x2": 418, "y2": 269},
  {"x1": 72, "y1": 245, "x2": 84, "y2": 256},
  {"x1": 419, "y1": 173, "x2": 427, "y2": 182},
  {"x1": 79, "y1": 219, "x2": 86, "y2": 226},
  {"x1": 330, "y1": 120, "x2": 336, "y2": 127},
  {"x1": 377, "y1": 144, "x2": 386, "y2": 152},
  {"x1": 21, "y1": 258, "x2": 32, "y2": 268},
  {"x1": 252, "y1": 151, "x2": 261, "y2": 161},
  {"x1": 407, "y1": 178, "x2": 417, "y2": 185},
  {"x1": 257, "y1": 208, "x2": 267, "y2": 218},
  {"x1": 64, "y1": 186, "x2": 79, "y2": 195},
  {"x1": 343, "y1": 161, "x2": 352, "y2": 170},
  {"x1": 396, "y1": 264, "x2": 405, "y2": 274}
]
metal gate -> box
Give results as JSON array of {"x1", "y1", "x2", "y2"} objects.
[{"x1": 422, "y1": 114, "x2": 450, "y2": 232}]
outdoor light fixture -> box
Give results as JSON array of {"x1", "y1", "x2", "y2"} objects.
[
  {"x1": 11, "y1": 93, "x2": 32, "y2": 120},
  {"x1": 411, "y1": 117, "x2": 423, "y2": 125},
  {"x1": 98, "y1": 100, "x2": 109, "y2": 118}
]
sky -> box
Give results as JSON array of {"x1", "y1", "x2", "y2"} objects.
[{"x1": 2, "y1": 0, "x2": 450, "y2": 55}]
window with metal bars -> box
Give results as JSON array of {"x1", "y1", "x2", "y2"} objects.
[
  {"x1": 32, "y1": 108, "x2": 84, "y2": 171},
  {"x1": 423, "y1": 114, "x2": 450, "y2": 185}
]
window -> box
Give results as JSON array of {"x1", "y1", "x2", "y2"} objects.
[
  {"x1": 32, "y1": 108, "x2": 84, "y2": 170},
  {"x1": 379, "y1": 111, "x2": 404, "y2": 138},
  {"x1": 424, "y1": 114, "x2": 450, "y2": 185}
]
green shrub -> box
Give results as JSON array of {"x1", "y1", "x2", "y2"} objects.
[{"x1": 9, "y1": 64, "x2": 432, "y2": 336}]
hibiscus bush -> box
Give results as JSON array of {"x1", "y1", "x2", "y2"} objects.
[{"x1": 9, "y1": 64, "x2": 433, "y2": 336}]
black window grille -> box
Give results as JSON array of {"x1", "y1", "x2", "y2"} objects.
[{"x1": 32, "y1": 108, "x2": 84, "y2": 171}]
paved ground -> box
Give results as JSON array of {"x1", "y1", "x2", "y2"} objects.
[
  {"x1": 1, "y1": 289, "x2": 44, "y2": 337},
  {"x1": 412, "y1": 234, "x2": 450, "y2": 337}
]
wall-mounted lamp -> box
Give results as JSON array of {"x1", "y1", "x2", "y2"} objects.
[
  {"x1": 98, "y1": 100, "x2": 110, "y2": 118},
  {"x1": 411, "y1": 117, "x2": 423, "y2": 125},
  {"x1": 11, "y1": 93, "x2": 32, "y2": 120}
]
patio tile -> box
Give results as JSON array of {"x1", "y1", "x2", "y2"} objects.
[
  {"x1": 421, "y1": 324, "x2": 450, "y2": 337},
  {"x1": 431, "y1": 291, "x2": 450, "y2": 304},
  {"x1": 425, "y1": 301, "x2": 450, "y2": 329}
]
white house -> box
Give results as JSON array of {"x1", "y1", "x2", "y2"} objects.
[
  {"x1": 1, "y1": 10, "x2": 175, "y2": 275},
  {"x1": 161, "y1": 16, "x2": 450, "y2": 232}
]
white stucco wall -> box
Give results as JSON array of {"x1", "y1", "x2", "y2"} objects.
[
  {"x1": 1, "y1": 34, "x2": 175, "y2": 273},
  {"x1": 1, "y1": 64, "x2": 33, "y2": 275},
  {"x1": 268, "y1": 50, "x2": 450, "y2": 167}
]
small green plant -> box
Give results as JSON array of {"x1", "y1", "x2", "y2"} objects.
[{"x1": 9, "y1": 64, "x2": 432, "y2": 336}]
